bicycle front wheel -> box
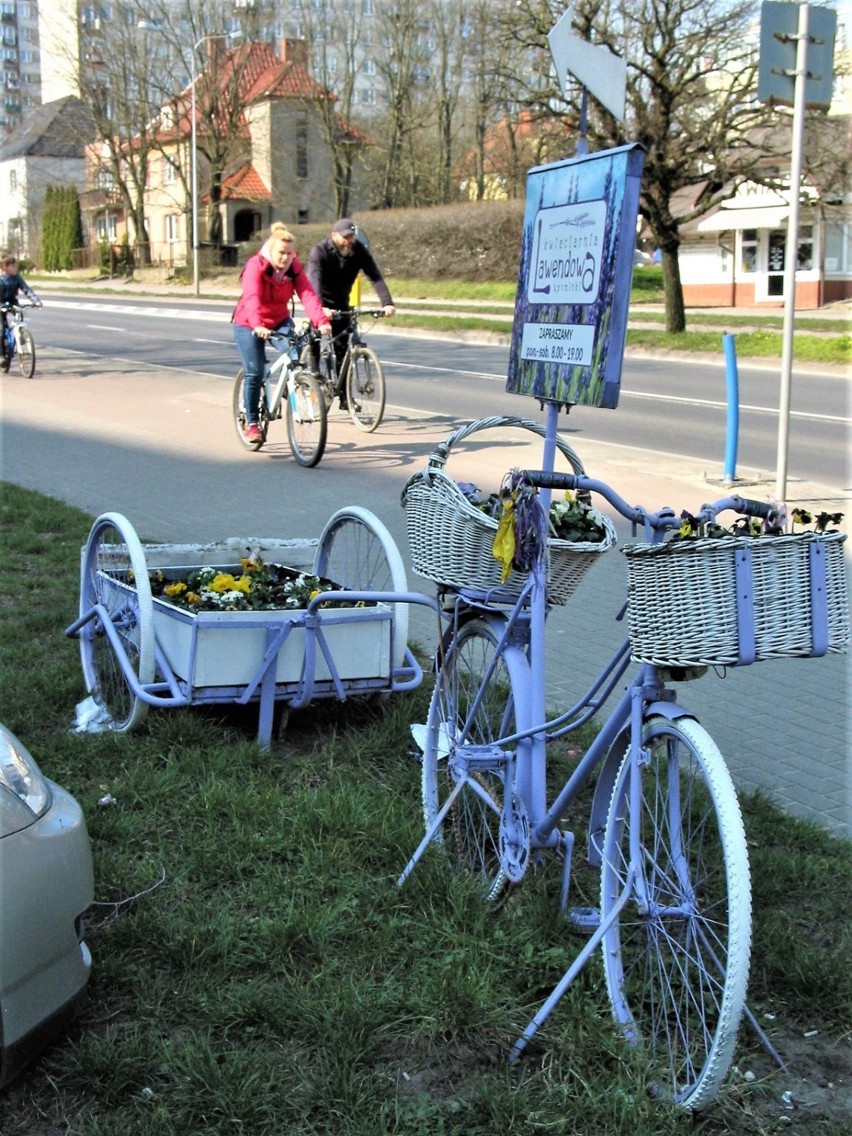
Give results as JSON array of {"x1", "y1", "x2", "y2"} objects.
[
  {"x1": 286, "y1": 368, "x2": 327, "y2": 467},
  {"x1": 79, "y1": 513, "x2": 154, "y2": 732},
  {"x1": 232, "y1": 368, "x2": 268, "y2": 451},
  {"x1": 16, "y1": 327, "x2": 35, "y2": 377},
  {"x1": 600, "y1": 715, "x2": 751, "y2": 1111},
  {"x1": 346, "y1": 346, "x2": 385, "y2": 432},
  {"x1": 422, "y1": 617, "x2": 524, "y2": 903}
]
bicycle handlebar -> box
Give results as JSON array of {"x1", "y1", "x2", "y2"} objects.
[
  {"x1": 522, "y1": 470, "x2": 781, "y2": 531},
  {"x1": 326, "y1": 308, "x2": 386, "y2": 320}
]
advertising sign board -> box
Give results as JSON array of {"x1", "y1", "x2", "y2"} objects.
[{"x1": 507, "y1": 143, "x2": 644, "y2": 408}]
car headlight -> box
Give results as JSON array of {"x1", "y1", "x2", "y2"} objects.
[{"x1": 0, "y1": 723, "x2": 51, "y2": 819}]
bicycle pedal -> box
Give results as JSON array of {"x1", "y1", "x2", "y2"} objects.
[{"x1": 566, "y1": 907, "x2": 600, "y2": 932}]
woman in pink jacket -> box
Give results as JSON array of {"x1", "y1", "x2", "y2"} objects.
[{"x1": 232, "y1": 222, "x2": 331, "y2": 444}]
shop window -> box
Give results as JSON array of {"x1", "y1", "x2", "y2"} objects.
[
  {"x1": 740, "y1": 229, "x2": 757, "y2": 273},
  {"x1": 797, "y1": 224, "x2": 813, "y2": 271},
  {"x1": 824, "y1": 220, "x2": 850, "y2": 275}
]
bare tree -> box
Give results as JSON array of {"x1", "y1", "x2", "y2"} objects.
[
  {"x1": 141, "y1": 0, "x2": 269, "y2": 249},
  {"x1": 75, "y1": 10, "x2": 165, "y2": 263},
  {"x1": 284, "y1": 0, "x2": 367, "y2": 217},
  {"x1": 371, "y1": 1, "x2": 433, "y2": 208},
  {"x1": 423, "y1": 0, "x2": 469, "y2": 204}
]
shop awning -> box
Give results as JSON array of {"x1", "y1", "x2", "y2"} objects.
[{"x1": 697, "y1": 205, "x2": 790, "y2": 232}]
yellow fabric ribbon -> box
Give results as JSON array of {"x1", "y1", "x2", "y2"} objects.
[{"x1": 492, "y1": 496, "x2": 516, "y2": 582}]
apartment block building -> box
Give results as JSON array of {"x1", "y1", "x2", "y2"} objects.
[{"x1": 1, "y1": 0, "x2": 41, "y2": 134}]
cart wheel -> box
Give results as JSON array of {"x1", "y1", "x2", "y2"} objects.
[
  {"x1": 79, "y1": 513, "x2": 154, "y2": 731},
  {"x1": 314, "y1": 507, "x2": 409, "y2": 669}
]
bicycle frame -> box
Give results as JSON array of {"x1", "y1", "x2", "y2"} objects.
[
  {"x1": 3, "y1": 303, "x2": 30, "y2": 351},
  {"x1": 307, "y1": 308, "x2": 383, "y2": 396},
  {"x1": 260, "y1": 331, "x2": 303, "y2": 418}
]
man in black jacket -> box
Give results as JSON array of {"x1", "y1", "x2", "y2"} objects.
[{"x1": 307, "y1": 219, "x2": 395, "y2": 407}]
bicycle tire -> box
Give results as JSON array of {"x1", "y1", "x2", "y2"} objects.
[
  {"x1": 314, "y1": 506, "x2": 409, "y2": 668},
  {"x1": 599, "y1": 714, "x2": 751, "y2": 1111},
  {"x1": 232, "y1": 368, "x2": 268, "y2": 451},
  {"x1": 16, "y1": 326, "x2": 35, "y2": 378},
  {"x1": 422, "y1": 617, "x2": 526, "y2": 903},
  {"x1": 286, "y1": 368, "x2": 327, "y2": 467},
  {"x1": 79, "y1": 513, "x2": 154, "y2": 732},
  {"x1": 346, "y1": 346, "x2": 385, "y2": 432}
]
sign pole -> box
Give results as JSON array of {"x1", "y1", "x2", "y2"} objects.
[{"x1": 775, "y1": 2, "x2": 810, "y2": 503}]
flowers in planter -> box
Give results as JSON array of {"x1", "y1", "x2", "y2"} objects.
[
  {"x1": 674, "y1": 504, "x2": 844, "y2": 542},
  {"x1": 149, "y1": 557, "x2": 340, "y2": 613},
  {"x1": 457, "y1": 481, "x2": 610, "y2": 543},
  {"x1": 458, "y1": 473, "x2": 611, "y2": 584}
]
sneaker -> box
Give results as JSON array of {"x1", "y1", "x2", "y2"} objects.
[
  {"x1": 338, "y1": 397, "x2": 349, "y2": 411},
  {"x1": 244, "y1": 422, "x2": 263, "y2": 443}
]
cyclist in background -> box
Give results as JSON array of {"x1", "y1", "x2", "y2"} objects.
[
  {"x1": 307, "y1": 219, "x2": 395, "y2": 409},
  {"x1": 0, "y1": 253, "x2": 41, "y2": 364},
  {"x1": 232, "y1": 222, "x2": 331, "y2": 445}
]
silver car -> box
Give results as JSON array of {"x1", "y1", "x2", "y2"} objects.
[{"x1": 0, "y1": 723, "x2": 94, "y2": 1087}]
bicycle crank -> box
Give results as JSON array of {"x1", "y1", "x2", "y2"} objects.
[{"x1": 499, "y1": 792, "x2": 531, "y2": 883}]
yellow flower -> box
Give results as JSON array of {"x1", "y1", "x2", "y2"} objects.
[
  {"x1": 165, "y1": 581, "x2": 187, "y2": 597},
  {"x1": 186, "y1": 592, "x2": 202, "y2": 605},
  {"x1": 241, "y1": 557, "x2": 260, "y2": 574},
  {"x1": 210, "y1": 573, "x2": 252, "y2": 595}
]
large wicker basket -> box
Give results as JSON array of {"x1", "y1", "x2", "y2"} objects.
[
  {"x1": 623, "y1": 530, "x2": 849, "y2": 667},
  {"x1": 401, "y1": 416, "x2": 616, "y2": 605}
]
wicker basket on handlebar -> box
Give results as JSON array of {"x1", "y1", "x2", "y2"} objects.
[
  {"x1": 623, "y1": 529, "x2": 849, "y2": 666},
  {"x1": 401, "y1": 416, "x2": 616, "y2": 605}
]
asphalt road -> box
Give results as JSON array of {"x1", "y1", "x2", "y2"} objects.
[{"x1": 29, "y1": 293, "x2": 851, "y2": 492}]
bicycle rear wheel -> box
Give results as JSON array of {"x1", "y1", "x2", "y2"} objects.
[
  {"x1": 346, "y1": 346, "x2": 385, "y2": 432},
  {"x1": 422, "y1": 617, "x2": 526, "y2": 903},
  {"x1": 16, "y1": 327, "x2": 35, "y2": 377},
  {"x1": 232, "y1": 368, "x2": 268, "y2": 451},
  {"x1": 286, "y1": 368, "x2": 327, "y2": 467},
  {"x1": 599, "y1": 715, "x2": 751, "y2": 1110},
  {"x1": 79, "y1": 513, "x2": 154, "y2": 732}
]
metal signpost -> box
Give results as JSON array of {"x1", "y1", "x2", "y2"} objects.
[{"x1": 757, "y1": 2, "x2": 836, "y2": 502}]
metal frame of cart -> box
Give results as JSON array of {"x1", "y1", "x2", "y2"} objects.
[{"x1": 65, "y1": 508, "x2": 439, "y2": 749}]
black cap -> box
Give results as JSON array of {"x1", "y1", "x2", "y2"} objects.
[{"x1": 332, "y1": 218, "x2": 357, "y2": 236}]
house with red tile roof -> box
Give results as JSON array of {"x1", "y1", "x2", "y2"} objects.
[{"x1": 83, "y1": 38, "x2": 370, "y2": 269}]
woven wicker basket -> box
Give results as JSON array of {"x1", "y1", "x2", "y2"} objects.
[
  {"x1": 401, "y1": 416, "x2": 616, "y2": 605},
  {"x1": 623, "y1": 530, "x2": 849, "y2": 667}
]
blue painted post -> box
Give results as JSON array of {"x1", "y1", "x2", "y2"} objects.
[{"x1": 722, "y1": 333, "x2": 739, "y2": 484}]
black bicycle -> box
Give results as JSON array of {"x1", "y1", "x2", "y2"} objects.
[{"x1": 302, "y1": 308, "x2": 387, "y2": 432}]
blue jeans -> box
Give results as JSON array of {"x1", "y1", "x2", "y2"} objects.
[{"x1": 232, "y1": 322, "x2": 267, "y2": 426}]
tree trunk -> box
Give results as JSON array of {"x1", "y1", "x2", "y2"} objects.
[{"x1": 661, "y1": 243, "x2": 686, "y2": 333}]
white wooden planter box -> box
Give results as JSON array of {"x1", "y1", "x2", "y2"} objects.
[
  {"x1": 152, "y1": 598, "x2": 392, "y2": 689},
  {"x1": 140, "y1": 538, "x2": 392, "y2": 689}
]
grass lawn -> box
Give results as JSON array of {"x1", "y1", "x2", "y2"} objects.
[{"x1": 0, "y1": 484, "x2": 849, "y2": 1135}]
